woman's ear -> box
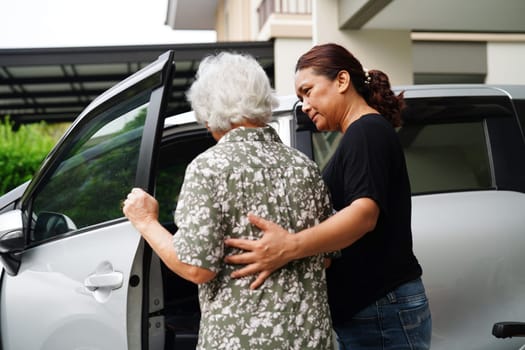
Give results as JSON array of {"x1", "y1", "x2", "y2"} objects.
[{"x1": 336, "y1": 70, "x2": 351, "y2": 93}]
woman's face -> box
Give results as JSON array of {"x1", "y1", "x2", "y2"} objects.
[{"x1": 295, "y1": 67, "x2": 342, "y2": 132}]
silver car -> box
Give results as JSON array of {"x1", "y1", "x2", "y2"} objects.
[{"x1": 1, "y1": 51, "x2": 525, "y2": 349}]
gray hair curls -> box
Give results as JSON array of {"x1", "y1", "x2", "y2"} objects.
[{"x1": 186, "y1": 52, "x2": 278, "y2": 132}]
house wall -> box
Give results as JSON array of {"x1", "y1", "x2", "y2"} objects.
[
  {"x1": 486, "y1": 42, "x2": 525, "y2": 84},
  {"x1": 214, "y1": 0, "x2": 525, "y2": 86},
  {"x1": 273, "y1": 38, "x2": 313, "y2": 95},
  {"x1": 313, "y1": 0, "x2": 413, "y2": 85}
]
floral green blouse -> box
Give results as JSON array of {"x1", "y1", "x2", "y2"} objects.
[{"x1": 173, "y1": 126, "x2": 333, "y2": 349}]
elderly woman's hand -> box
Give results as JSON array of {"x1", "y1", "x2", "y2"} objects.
[
  {"x1": 122, "y1": 188, "x2": 159, "y2": 232},
  {"x1": 224, "y1": 213, "x2": 297, "y2": 289}
]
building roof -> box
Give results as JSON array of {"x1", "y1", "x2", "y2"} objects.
[{"x1": 0, "y1": 41, "x2": 274, "y2": 125}]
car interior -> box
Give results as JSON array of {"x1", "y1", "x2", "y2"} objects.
[{"x1": 154, "y1": 126, "x2": 216, "y2": 348}]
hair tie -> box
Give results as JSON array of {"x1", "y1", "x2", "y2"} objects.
[{"x1": 364, "y1": 68, "x2": 371, "y2": 85}]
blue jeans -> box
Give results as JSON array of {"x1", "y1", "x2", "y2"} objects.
[{"x1": 333, "y1": 278, "x2": 432, "y2": 350}]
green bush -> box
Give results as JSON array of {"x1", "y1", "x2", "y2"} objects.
[{"x1": 0, "y1": 118, "x2": 68, "y2": 196}]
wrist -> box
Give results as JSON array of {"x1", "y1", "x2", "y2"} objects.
[
  {"x1": 285, "y1": 232, "x2": 301, "y2": 261},
  {"x1": 133, "y1": 216, "x2": 159, "y2": 234}
]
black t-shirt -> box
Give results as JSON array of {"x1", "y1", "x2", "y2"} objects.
[{"x1": 323, "y1": 114, "x2": 422, "y2": 325}]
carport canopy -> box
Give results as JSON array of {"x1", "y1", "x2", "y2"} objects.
[{"x1": 0, "y1": 41, "x2": 274, "y2": 126}]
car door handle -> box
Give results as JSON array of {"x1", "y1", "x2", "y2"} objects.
[{"x1": 84, "y1": 271, "x2": 123, "y2": 291}]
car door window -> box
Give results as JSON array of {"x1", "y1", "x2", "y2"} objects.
[
  {"x1": 514, "y1": 99, "x2": 525, "y2": 141},
  {"x1": 399, "y1": 95, "x2": 521, "y2": 194},
  {"x1": 293, "y1": 104, "x2": 342, "y2": 171},
  {"x1": 29, "y1": 91, "x2": 151, "y2": 243},
  {"x1": 399, "y1": 121, "x2": 491, "y2": 194},
  {"x1": 300, "y1": 97, "x2": 496, "y2": 195},
  {"x1": 310, "y1": 131, "x2": 342, "y2": 171}
]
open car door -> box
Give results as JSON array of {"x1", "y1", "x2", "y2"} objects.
[{"x1": 0, "y1": 51, "x2": 174, "y2": 350}]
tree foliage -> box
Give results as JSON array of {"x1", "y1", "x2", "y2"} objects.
[{"x1": 0, "y1": 118, "x2": 68, "y2": 195}]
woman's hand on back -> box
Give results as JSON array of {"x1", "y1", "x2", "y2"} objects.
[{"x1": 224, "y1": 213, "x2": 297, "y2": 289}]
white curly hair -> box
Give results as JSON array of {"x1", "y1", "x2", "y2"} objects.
[{"x1": 186, "y1": 51, "x2": 279, "y2": 132}]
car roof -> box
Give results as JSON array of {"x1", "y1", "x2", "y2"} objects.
[
  {"x1": 164, "y1": 94, "x2": 301, "y2": 128},
  {"x1": 395, "y1": 84, "x2": 525, "y2": 99},
  {"x1": 164, "y1": 84, "x2": 525, "y2": 129}
]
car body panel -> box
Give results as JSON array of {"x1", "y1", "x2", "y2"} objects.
[
  {"x1": 0, "y1": 222, "x2": 139, "y2": 350},
  {"x1": 412, "y1": 191, "x2": 525, "y2": 349}
]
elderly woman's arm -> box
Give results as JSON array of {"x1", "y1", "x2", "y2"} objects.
[
  {"x1": 225, "y1": 197, "x2": 379, "y2": 289},
  {"x1": 123, "y1": 188, "x2": 216, "y2": 284}
]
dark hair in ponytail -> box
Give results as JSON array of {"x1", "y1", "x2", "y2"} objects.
[{"x1": 295, "y1": 43, "x2": 405, "y2": 127}]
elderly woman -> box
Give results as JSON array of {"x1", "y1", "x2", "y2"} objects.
[{"x1": 122, "y1": 52, "x2": 334, "y2": 349}]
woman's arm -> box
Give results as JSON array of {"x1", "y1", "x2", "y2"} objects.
[
  {"x1": 123, "y1": 188, "x2": 216, "y2": 284},
  {"x1": 224, "y1": 197, "x2": 379, "y2": 289}
]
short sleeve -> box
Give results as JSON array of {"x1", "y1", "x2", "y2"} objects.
[
  {"x1": 340, "y1": 119, "x2": 390, "y2": 213},
  {"x1": 173, "y1": 160, "x2": 224, "y2": 273},
  {"x1": 317, "y1": 176, "x2": 334, "y2": 222}
]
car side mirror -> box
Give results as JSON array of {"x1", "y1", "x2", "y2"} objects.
[
  {"x1": 0, "y1": 209, "x2": 24, "y2": 276},
  {"x1": 33, "y1": 211, "x2": 77, "y2": 241}
]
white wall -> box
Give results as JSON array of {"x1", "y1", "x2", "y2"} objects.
[
  {"x1": 313, "y1": 0, "x2": 413, "y2": 85},
  {"x1": 486, "y1": 42, "x2": 525, "y2": 84},
  {"x1": 273, "y1": 38, "x2": 313, "y2": 95}
]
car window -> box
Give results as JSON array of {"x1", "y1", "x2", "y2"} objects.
[
  {"x1": 293, "y1": 104, "x2": 343, "y2": 171},
  {"x1": 28, "y1": 91, "x2": 151, "y2": 243},
  {"x1": 514, "y1": 99, "x2": 525, "y2": 141},
  {"x1": 401, "y1": 95, "x2": 521, "y2": 194},
  {"x1": 399, "y1": 121, "x2": 491, "y2": 194},
  {"x1": 310, "y1": 132, "x2": 342, "y2": 171},
  {"x1": 309, "y1": 121, "x2": 491, "y2": 195},
  {"x1": 304, "y1": 97, "x2": 501, "y2": 195}
]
